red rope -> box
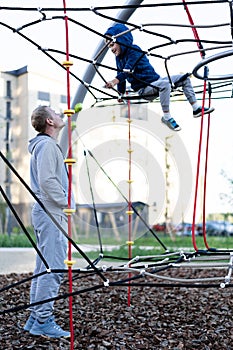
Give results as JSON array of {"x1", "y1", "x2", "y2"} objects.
[
  {"x1": 191, "y1": 81, "x2": 207, "y2": 251},
  {"x1": 63, "y1": 1, "x2": 74, "y2": 348},
  {"x1": 202, "y1": 90, "x2": 212, "y2": 250},
  {"x1": 182, "y1": 0, "x2": 213, "y2": 251},
  {"x1": 182, "y1": 0, "x2": 205, "y2": 58},
  {"x1": 127, "y1": 94, "x2": 132, "y2": 307}
]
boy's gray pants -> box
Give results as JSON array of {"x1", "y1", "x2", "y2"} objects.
[
  {"x1": 29, "y1": 206, "x2": 68, "y2": 322},
  {"x1": 138, "y1": 74, "x2": 197, "y2": 112}
]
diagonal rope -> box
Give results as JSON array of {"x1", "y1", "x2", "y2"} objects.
[
  {"x1": 86, "y1": 150, "x2": 168, "y2": 251},
  {"x1": 83, "y1": 150, "x2": 104, "y2": 254},
  {"x1": 0, "y1": 151, "x2": 108, "y2": 282},
  {"x1": 0, "y1": 186, "x2": 49, "y2": 270}
]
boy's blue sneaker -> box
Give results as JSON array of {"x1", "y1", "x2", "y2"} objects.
[
  {"x1": 29, "y1": 317, "x2": 70, "y2": 338},
  {"x1": 23, "y1": 315, "x2": 35, "y2": 332},
  {"x1": 161, "y1": 117, "x2": 181, "y2": 131},
  {"x1": 193, "y1": 106, "x2": 214, "y2": 118}
]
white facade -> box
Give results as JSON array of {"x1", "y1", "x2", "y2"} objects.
[{"x1": 0, "y1": 65, "x2": 68, "y2": 226}]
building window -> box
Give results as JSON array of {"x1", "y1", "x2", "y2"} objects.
[
  {"x1": 6, "y1": 101, "x2": 11, "y2": 118},
  {"x1": 59, "y1": 94, "x2": 68, "y2": 114},
  {"x1": 6, "y1": 81, "x2": 11, "y2": 99},
  {"x1": 60, "y1": 95, "x2": 67, "y2": 104},
  {"x1": 37, "y1": 91, "x2": 50, "y2": 106}
]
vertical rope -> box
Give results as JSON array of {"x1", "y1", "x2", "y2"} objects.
[
  {"x1": 126, "y1": 93, "x2": 133, "y2": 306},
  {"x1": 62, "y1": 2, "x2": 75, "y2": 349},
  {"x1": 182, "y1": 0, "x2": 214, "y2": 251},
  {"x1": 191, "y1": 77, "x2": 207, "y2": 251},
  {"x1": 202, "y1": 82, "x2": 212, "y2": 250}
]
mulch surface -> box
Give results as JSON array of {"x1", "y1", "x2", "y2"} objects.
[{"x1": 0, "y1": 267, "x2": 233, "y2": 350}]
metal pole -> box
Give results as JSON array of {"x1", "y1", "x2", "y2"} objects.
[{"x1": 59, "y1": 0, "x2": 144, "y2": 153}]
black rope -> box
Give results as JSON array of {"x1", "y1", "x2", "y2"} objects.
[
  {"x1": 0, "y1": 151, "x2": 108, "y2": 283},
  {"x1": 83, "y1": 150, "x2": 103, "y2": 254},
  {"x1": 0, "y1": 2, "x2": 228, "y2": 13},
  {"x1": 2, "y1": 276, "x2": 231, "y2": 315},
  {"x1": 229, "y1": 0, "x2": 233, "y2": 40},
  {"x1": 0, "y1": 186, "x2": 49, "y2": 270},
  {"x1": 87, "y1": 150, "x2": 168, "y2": 251}
]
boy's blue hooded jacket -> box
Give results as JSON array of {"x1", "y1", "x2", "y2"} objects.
[{"x1": 105, "y1": 23, "x2": 160, "y2": 94}]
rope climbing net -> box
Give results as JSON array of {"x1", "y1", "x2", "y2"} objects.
[{"x1": 0, "y1": 1, "x2": 233, "y2": 348}]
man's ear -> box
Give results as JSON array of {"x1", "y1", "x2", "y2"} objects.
[{"x1": 46, "y1": 118, "x2": 54, "y2": 126}]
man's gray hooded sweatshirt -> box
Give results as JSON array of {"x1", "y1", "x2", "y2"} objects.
[{"x1": 28, "y1": 133, "x2": 72, "y2": 217}]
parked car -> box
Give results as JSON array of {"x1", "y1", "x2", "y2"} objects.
[
  {"x1": 175, "y1": 223, "x2": 198, "y2": 236},
  {"x1": 197, "y1": 221, "x2": 233, "y2": 236},
  {"x1": 152, "y1": 223, "x2": 166, "y2": 232}
]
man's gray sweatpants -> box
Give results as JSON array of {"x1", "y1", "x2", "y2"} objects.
[{"x1": 29, "y1": 206, "x2": 68, "y2": 322}]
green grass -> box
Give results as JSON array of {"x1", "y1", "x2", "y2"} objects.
[
  {"x1": 73, "y1": 231, "x2": 233, "y2": 260},
  {"x1": 1, "y1": 230, "x2": 232, "y2": 262}
]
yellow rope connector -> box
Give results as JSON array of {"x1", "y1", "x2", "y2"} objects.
[
  {"x1": 126, "y1": 240, "x2": 134, "y2": 246},
  {"x1": 127, "y1": 119, "x2": 132, "y2": 123},
  {"x1": 64, "y1": 158, "x2": 76, "y2": 165},
  {"x1": 63, "y1": 208, "x2": 76, "y2": 215},
  {"x1": 64, "y1": 259, "x2": 76, "y2": 267},
  {"x1": 63, "y1": 109, "x2": 75, "y2": 117},
  {"x1": 126, "y1": 210, "x2": 134, "y2": 215},
  {"x1": 127, "y1": 149, "x2": 133, "y2": 153},
  {"x1": 62, "y1": 60, "x2": 73, "y2": 68},
  {"x1": 127, "y1": 179, "x2": 134, "y2": 183}
]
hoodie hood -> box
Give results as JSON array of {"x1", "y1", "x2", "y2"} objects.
[
  {"x1": 105, "y1": 24, "x2": 133, "y2": 55},
  {"x1": 28, "y1": 133, "x2": 52, "y2": 154}
]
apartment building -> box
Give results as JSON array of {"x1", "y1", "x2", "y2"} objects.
[{"x1": 0, "y1": 65, "x2": 68, "y2": 229}]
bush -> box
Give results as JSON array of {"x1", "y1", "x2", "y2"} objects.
[{"x1": 0, "y1": 229, "x2": 36, "y2": 247}]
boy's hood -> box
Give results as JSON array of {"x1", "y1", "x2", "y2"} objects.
[{"x1": 105, "y1": 24, "x2": 133, "y2": 54}]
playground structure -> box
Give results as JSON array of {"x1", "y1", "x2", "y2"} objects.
[{"x1": 0, "y1": 1, "x2": 233, "y2": 349}]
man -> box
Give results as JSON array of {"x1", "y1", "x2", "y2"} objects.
[
  {"x1": 24, "y1": 106, "x2": 74, "y2": 338},
  {"x1": 104, "y1": 23, "x2": 214, "y2": 131}
]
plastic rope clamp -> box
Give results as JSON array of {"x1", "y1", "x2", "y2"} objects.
[
  {"x1": 127, "y1": 179, "x2": 134, "y2": 183},
  {"x1": 63, "y1": 109, "x2": 75, "y2": 116},
  {"x1": 63, "y1": 208, "x2": 76, "y2": 215},
  {"x1": 64, "y1": 158, "x2": 76, "y2": 164},
  {"x1": 63, "y1": 60, "x2": 73, "y2": 67},
  {"x1": 126, "y1": 240, "x2": 134, "y2": 245},
  {"x1": 64, "y1": 259, "x2": 76, "y2": 267},
  {"x1": 104, "y1": 279, "x2": 109, "y2": 287}
]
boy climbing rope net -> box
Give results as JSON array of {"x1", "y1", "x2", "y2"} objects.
[{"x1": 104, "y1": 23, "x2": 214, "y2": 131}]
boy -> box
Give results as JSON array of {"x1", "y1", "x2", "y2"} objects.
[{"x1": 104, "y1": 23, "x2": 214, "y2": 131}]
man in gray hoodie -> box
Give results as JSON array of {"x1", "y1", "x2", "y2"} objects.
[{"x1": 23, "y1": 105, "x2": 73, "y2": 338}]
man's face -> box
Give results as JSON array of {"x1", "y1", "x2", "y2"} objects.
[
  {"x1": 108, "y1": 41, "x2": 121, "y2": 57},
  {"x1": 47, "y1": 108, "x2": 65, "y2": 130}
]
